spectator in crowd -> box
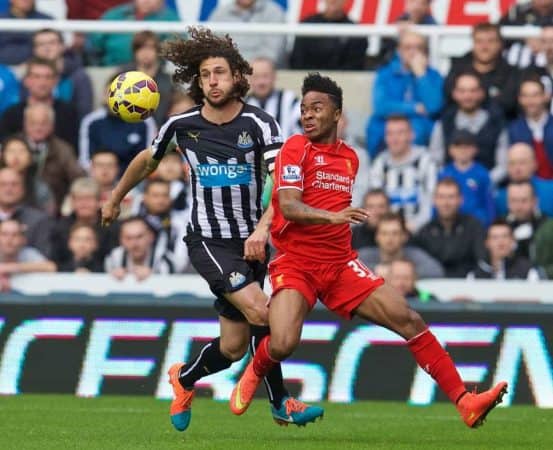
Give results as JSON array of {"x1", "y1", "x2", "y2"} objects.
[
  {"x1": 396, "y1": 0, "x2": 437, "y2": 24},
  {"x1": 290, "y1": 0, "x2": 367, "y2": 70},
  {"x1": 31, "y1": 28, "x2": 93, "y2": 122},
  {"x1": 377, "y1": 0, "x2": 438, "y2": 64},
  {"x1": 58, "y1": 223, "x2": 104, "y2": 273},
  {"x1": 414, "y1": 177, "x2": 486, "y2": 278},
  {"x1": 209, "y1": 0, "x2": 286, "y2": 67},
  {"x1": 504, "y1": 180, "x2": 546, "y2": 259},
  {"x1": 89, "y1": 150, "x2": 136, "y2": 218},
  {"x1": 166, "y1": 90, "x2": 195, "y2": 117},
  {"x1": 429, "y1": 70, "x2": 508, "y2": 184},
  {"x1": 90, "y1": 0, "x2": 179, "y2": 66},
  {"x1": 532, "y1": 217, "x2": 553, "y2": 278},
  {"x1": 500, "y1": 0, "x2": 553, "y2": 26},
  {"x1": 366, "y1": 30, "x2": 443, "y2": 156},
  {"x1": 388, "y1": 259, "x2": 438, "y2": 303},
  {"x1": 507, "y1": 26, "x2": 553, "y2": 92},
  {"x1": 504, "y1": 36, "x2": 545, "y2": 70},
  {"x1": 120, "y1": 30, "x2": 173, "y2": 125},
  {"x1": 509, "y1": 77, "x2": 553, "y2": 179},
  {"x1": 501, "y1": 2, "x2": 553, "y2": 69},
  {"x1": 495, "y1": 142, "x2": 553, "y2": 216},
  {"x1": 444, "y1": 23, "x2": 520, "y2": 119},
  {"x1": 246, "y1": 57, "x2": 301, "y2": 139},
  {"x1": 78, "y1": 75, "x2": 157, "y2": 173},
  {"x1": 438, "y1": 130, "x2": 495, "y2": 226},
  {"x1": 357, "y1": 212, "x2": 445, "y2": 279},
  {"x1": 0, "y1": 0, "x2": 52, "y2": 65},
  {"x1": 21, "y1": 102, "x2": 85, "y2": 213},
  {"x1": 0, "y1": 57, "x2": 78, "y2": 149},
  {"x1": 66, "y1": 0, "x2": 127, "y2": 19},
  {"x1": 0, "y1": 135, "x2": 54, "y2": 213},
  {"x1": 0, "y1": 218, "x2": 56, "y2": 290},
  {"x1": 370, "y1": 115, "x2": 437, "y2": 233},
  {"x1": 134, "y1": 178, "x2": 189, "y2": 272},
  {"x1": 351, "y1": 188, "x2": 390, "y2": 250},
  {"x1": 105, "y1": 216, "x2": 176, "y2": 279},
  {"x1": 0, "y1": 64, "x2": 19, "y2": 114},
  {"x1": 0, "y1": 167, "x2": 53, "y2": 257},
  {"x1": 52, "y1": 177, "x2": 119, "y2": 267},
  {"x1": 154, "y1": 150, "x2": 190, "y2": 214},
  {"x1": 66, "y1": 0, "x2": 128, "y2": 64},
  {"x1": 468, "y1": 219, "x2": 544, "y2": 280}
]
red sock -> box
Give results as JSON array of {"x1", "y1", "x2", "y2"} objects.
[
  {"x1": 407, "y1": 329, "x2": 466, "y2": 404},
  {"x1": 252, "y1": 335, "x2": 278, "y2": 377}
]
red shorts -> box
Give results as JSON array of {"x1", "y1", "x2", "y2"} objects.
[{"x1": 268, "y1": 253, "x2": 385, "y2": 319}]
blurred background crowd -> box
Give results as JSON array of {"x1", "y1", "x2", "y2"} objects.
[{"x1": 1, "y1": 0, "x2": 553, "y2": 300}]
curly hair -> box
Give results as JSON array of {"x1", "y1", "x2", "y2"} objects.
[
  {"x1": 301, "y1": 72, "x2": 343, "y2": 110},
  {"x1": 162, "y1": 27, "x2": 252, "y2": 104}
]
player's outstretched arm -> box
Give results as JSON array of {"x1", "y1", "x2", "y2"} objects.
[
  {"x1": 101, "y1": 149, "x2": 160, "y2": 226},
  {"x1": 279, "y1": 189, "x2": 369, "y2": 225}
]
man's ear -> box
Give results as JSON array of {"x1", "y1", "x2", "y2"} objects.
[{"x1": 233, "y1": 71, "x2": 242, "y2": 85}]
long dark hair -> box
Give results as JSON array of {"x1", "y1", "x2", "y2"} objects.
[{"x1": 162, "y1": 27, "x2": 252, "y2": 104}]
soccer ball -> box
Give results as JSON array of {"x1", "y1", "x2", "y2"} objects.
[{"x1": 107, "y1": 71, "x2": 160, "y2": 123}]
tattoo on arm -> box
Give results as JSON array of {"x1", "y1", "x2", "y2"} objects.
[{"x1": 283, "y1": 198, "x2": 332, "y2": 224}]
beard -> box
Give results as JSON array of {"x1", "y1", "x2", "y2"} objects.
[{"x1": 204, "y1": 86, "x2": 238, "y2": 109}]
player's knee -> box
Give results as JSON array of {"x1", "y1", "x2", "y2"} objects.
[
  {"x1": 220, "y1": 340, "x2": 248, "y2": 361},
  {"x1": 269, "y1": 333, "x2": 299, "y2": 360},
  {"x1": 242, "y1": 303, "x2": 268, "y2": 326}
]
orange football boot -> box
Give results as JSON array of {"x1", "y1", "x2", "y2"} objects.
[{"x1": 457, "y1": 381, "x2": 508, "y2": 428}]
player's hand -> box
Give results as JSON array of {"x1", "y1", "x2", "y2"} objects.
[
  {"x1": 330, "y1": 207, "x2": 369, "y2": 225},
  {"x1": 244, "y1": 227, "x2": 269, "y2": 262},
  {"x1": 101, "y1": 200, "x2": 121, "y2": 227}
]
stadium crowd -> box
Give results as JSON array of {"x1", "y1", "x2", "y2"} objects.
[{"x1": 1, "y1": 0, "x2": 553, "y2": 297}]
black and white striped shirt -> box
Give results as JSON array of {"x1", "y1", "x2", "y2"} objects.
[
  {"x1": 246, "y1": 89, "x2": 301, "y2": 139},
  {"x1": 151, "y1": 104, "x2": 282, "y2": 239},
  {"x1": 369, "y1": 146, "x2": 437, "y2": 232}
]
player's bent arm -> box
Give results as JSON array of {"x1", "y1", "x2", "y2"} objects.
[
  {"x1": 279, "y1": 189, "x2": 334, "y2": 224},
  {"x1": 110, "y1": 149, "x2": 159, "y2": 204},
  {"x1": 279, "y1": 189, "x2": 369, "y2": 225}
]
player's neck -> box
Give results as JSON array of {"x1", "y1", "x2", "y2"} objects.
[
  {"x1": 202, "y1": 100, "x2": 243, "y2": 125},
  {"x1": 310, "y1": 131, "x2": 339, "y2": 145}
]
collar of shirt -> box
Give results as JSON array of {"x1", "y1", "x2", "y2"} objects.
[
  {"x1": 455, "y1": 109, "x2": 489, "y2": 134},
  {"x1": 526, "y1": 112, "x2": 548, "y2": 141}
]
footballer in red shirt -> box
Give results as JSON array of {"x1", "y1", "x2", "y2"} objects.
[{"x1": 231, "y1": 73, "x2": 508, "y2": 429}]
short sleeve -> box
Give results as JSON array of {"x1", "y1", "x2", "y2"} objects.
[
  {"x1": 274, "y1": 135, "x2": 307, "y2": 192},
  {"x1": 252, "y1": 113, "x2": 283, "y2": 173},
  {"x1": 150, "y1": 116, "x2": 179, "y2": 160}
]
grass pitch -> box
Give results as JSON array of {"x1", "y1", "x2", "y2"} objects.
[{"x1": 1, "y1": 395, "x2": 551, "y2": 450}]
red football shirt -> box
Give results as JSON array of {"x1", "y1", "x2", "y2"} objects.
[{"x1": 271, "y1": 134, "x2": 359, "y2": 263}]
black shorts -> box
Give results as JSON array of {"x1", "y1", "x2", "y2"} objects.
[{"x1": 185, "y1": 233, "x2": 269, "y2": 321}]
